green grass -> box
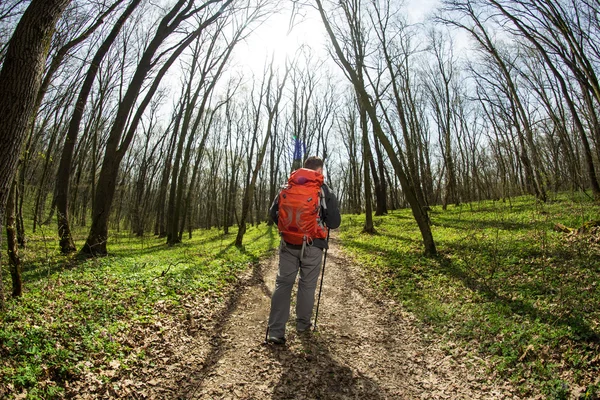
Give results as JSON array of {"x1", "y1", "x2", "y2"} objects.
[
  {"x1": 0, "y1": 223, "x2": 278, "y2": 399},
  {"x1": 340, "y1": 193, "x2": 600, "y2": 399}
]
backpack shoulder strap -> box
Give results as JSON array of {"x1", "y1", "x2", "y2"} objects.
[{"x1": 319, "y1": 187, "x2": 327, "y2": 210}]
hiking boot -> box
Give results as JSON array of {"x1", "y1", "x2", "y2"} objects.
[
  {"x1": 267, "y1": 336, "x2": 286, "y2": 345},
  {"x1": 297, "y1": 323, "x2": 312, "y2": 333}
]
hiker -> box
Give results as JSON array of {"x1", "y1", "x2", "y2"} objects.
[{"x1": 266, "y1": 156, "x2": 341, "y2": 344}]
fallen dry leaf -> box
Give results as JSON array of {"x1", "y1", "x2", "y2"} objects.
[{"x1": 61, "y1": 237, "x2": 522, "y2": 399}]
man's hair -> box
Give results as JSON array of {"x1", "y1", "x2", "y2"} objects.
[{"x1": 304, "y1": 156, "x2": 324, "y2": 170}]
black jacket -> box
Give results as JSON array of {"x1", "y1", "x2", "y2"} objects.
[{"x1": 269, "y1": 183, "x2": 341, "y2": 249}]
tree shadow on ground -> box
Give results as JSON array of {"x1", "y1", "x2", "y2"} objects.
[
  {"x1": 21, "y1": 258, "x2": 74, "y2": 283},
  {"x1": 386, "y1": 213, "x2": 413, "y2": 220},
  {"x1": 432, "y1": 216, "x2": 535, "y2": 232},
  {"x1": 176, "y1": 258, "x2": 272, "y2": 399},
  {"x1": 342, "y1": 233, "x2": 599, "y2": 342},
  {"x1": 268, "y1": 334, "x2": 385, "y2": 400},
  {"x1": 108, "y1": 231, "x2": 226, "y2": 258},
  {"x1": 342, "y1": 238, "x2": 421, "y2": 265},
  {"x1": 438, "y1": 255, "x2": 600, "y2": 342},
  {"x1": 215, "y1": 226, "x2": 277, "y2": 259},
  {"x1": 268, "y1": 249, "x2": 386, "y2": 400}
]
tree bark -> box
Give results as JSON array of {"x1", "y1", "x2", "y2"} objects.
[
  {"x1": 371, "y1": 133, "x2": 388, "y2": 216},
  {"x1": 0, "y1": 0, "x2": 71, "y2": 308},
  {"x1": 82, "y1": 0, "x2": 233, "y2": 255},
  {"x1": 56, "y1": 0, "x2": 142, "y2": 253},
  {"x1": 360, "y1": 99, "x2": 375, "y2": 234},
  {"x1": 235, "y1": 62, "x2": 289, "y2": 246},
  {"x1": 6, "y1": 180, "x2": 22, "y2": 297},
  {"x1": 316, "y1": 0, "x2": 436, "y2": 255}
]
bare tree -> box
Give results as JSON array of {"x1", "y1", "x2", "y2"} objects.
[
  {"x1": 82, "y1": 0, "x2": 235, "y2": 255},
  {"x1": 339, "y1": 100, "x2": 362, "y2": 214},
  {"x1": 236, "y1": 58, "x2": 290, "y2": 246},
  {"x1": 168, "y1": 6, "x2": 259, "y2": 244},
  {"x1": 368, "y1": 0, "x2": 427, "y2": 208},
  {"x1": 441, "y1": 0, "x2": 600, "y2": 200},
  {"x1": 33, "y1": 87, "x2": 77, "y2": 232},
  {"x1": 486, "y1": 0, "x2": 600, "y2": 200},
  {"x1": 34, "y1": 1, "x2": 125, "y2": 120},
  {"x1": 438, "y1": 1, "x2": 548, "y2": 201},
  {"x1": 359, "y1": 99, "x2": 375, "y2": 233},
  {"x1": 55, "y1": 0, "x2": 142, "y2": 253},
  {"x1": 0, "y1": 0, "x2": 72, "y2": 307},
  {"x1": 166, "y1": 38, "x2": 208, "y2": 245},
  {"x1": 222, "y1": 99, "x2": 244, "y2": 234},
  {"x1": 424, "y1": 29, "x2": 461, "y2": 209},
  {"x1": 0, "y1": 1, "x2": 29, "y2": 61},
  {"x1": 371, "y1": 131, "x2": 388, "y2": 215},
  {"x1": 131, "y1": 97, "x2": 169, "y2": 237},
  {"x1": 316, "y1": 0, "x2": 436, "y2": 254}
]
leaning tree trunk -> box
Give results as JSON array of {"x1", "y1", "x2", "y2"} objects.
[
  {"x1": 83, "y1": 0, "x2": 230, "y2": 255},
  {"x1": 317, "y1": 0, "x2": 436, "y2": 255},
  {"x1": 56, "y1": 0, "x2": 142, "y2": 253},
  {"x1": 0, "y1": 0, "x2": 72, "y2": 308}
]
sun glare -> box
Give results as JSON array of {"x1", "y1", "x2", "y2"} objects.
[
  {"x1": 233, "y1": 0, "x2": 442, "y2": 76},
  {"x1": 235, "y1": 7, "x2": 327, "y2": 74}
]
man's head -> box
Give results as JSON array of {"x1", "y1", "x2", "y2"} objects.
[{"x1": 304, "y1": 156, "x2": 324, "y2": 174}]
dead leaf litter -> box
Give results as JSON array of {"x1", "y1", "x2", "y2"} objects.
[{"x1": 70, "y1": 237, "x2": 518, "y2": 399}]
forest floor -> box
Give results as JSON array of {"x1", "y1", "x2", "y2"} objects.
[{"x1": 100, "y1": 235, "x2": 521, "y2": 399}]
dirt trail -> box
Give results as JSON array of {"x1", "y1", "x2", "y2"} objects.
[{"x1": 164, "y1": 236, "x2": 517, "y2": 400}]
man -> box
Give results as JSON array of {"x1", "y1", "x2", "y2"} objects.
[{"x1": 267, "y1": 156, "x2": 341, "y2": 344}]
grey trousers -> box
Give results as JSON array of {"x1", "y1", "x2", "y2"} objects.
[{"x1": 267, "y1": 244, "x2": 324, "y2": 338}]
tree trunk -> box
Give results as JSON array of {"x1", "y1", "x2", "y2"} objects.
[
  {"x1": 15, "y1": 170, "x2": 26, "y2": 247},
  {"x1": 0, "y1": 0, "x2": 72, "y2": 308},
  {"x1": 223, "y1": 104, "x2": 241, "y2": 234},
  {"x1": 83, "y1": 0, "x2": 231, "y2": 255},
  {"x1": 180, "y1": 104, "x2": 225, "y2": 239},
  {"x1": 371, "y1": 133, "x2": 388, "y2": 216},
  {"x1": 166, "y1": 108, "x2": 190, "y2": 244},
  {"x1": 6, "y1": 180, "x2": 22, "y2": 297},
  {"x1": 156, "y1": 105, "x2": 182, "y2": 237},
  {"x1": 360, "y1": 96, "x2": 375, "y2": 234},
  {"x1": 56, "y1": 0, "x2": 141, "y2": 253},
  {"x1": 180, "y1": 143, "x2": 204, "y2": 240},
  {"x1": 34, "y1": 104, "x2": 69, "y2": 232},
  {"x1": 317, "y1": 0, "x2": 436, "y2": 255},
  {"x1": 235, "y1": 105, "x2": 268, "y2": 246}
]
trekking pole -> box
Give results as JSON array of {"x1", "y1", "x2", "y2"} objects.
[
  {"x1": 313, "y1": 228, "x2": 330, "y2": 332},
  {"x1": 263, "y1": 325, "x2": 270, "y2": 345}
]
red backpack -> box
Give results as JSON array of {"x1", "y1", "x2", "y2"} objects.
[{"x1": 277, "y1": 168, "x2": 328, "y2": 245}]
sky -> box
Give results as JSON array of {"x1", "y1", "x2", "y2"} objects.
[
  {"x1": 226, "y1": 0, "x2": 444, "y2": 180},
  {"x1": 234, "y1": 0, "x2": 442, "y2": 75}
]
